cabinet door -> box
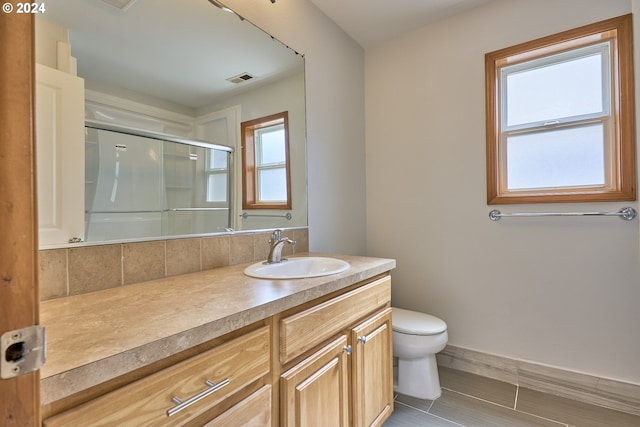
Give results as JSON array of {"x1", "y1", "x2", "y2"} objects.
[
  {"x1": 35, "y1": 64, "x2": 85, "y2": 245},
  {"x1": 281, "y1": 335, "x2": 350, "y2": 427},
  {"x1": 351, "y1": 308, "x2": 393, "y2": 427}
]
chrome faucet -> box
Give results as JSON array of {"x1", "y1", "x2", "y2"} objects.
[{"x1": 266, "y1": 229, "x2": 296, "y2": 264}]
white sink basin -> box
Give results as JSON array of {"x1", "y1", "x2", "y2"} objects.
[{"x1": 244, "y1": 257, "x2": 350, "y2": 279}]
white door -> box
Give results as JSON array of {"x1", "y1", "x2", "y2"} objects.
[{"x1": 35, "y1": 64, "x2": 85, "y2": 245}]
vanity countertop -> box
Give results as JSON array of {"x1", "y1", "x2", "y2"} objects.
[{"x1": 39, "y1": 253, "x2": 395, "y2": 405}]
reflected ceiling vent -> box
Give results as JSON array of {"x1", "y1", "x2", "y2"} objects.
[
  {"x1": 227, "y1": 73, "x2": 255, "y2": 84},
  {"x1": 100, "y1": 0, "x2": 138, "y2": 11}
]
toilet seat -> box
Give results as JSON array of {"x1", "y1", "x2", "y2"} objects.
[{"x1": 392, "y1": 307, "x2": 447, "y2": 336}]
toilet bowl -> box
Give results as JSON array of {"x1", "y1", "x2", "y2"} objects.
[{"x1": 392, "y1": 307, "x2": 448, "y2": 400}]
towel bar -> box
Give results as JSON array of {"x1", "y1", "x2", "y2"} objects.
[{"x1": 488, "y1": 207, "x2": 637, "y2": 221}]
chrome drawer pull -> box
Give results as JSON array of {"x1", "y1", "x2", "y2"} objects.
[{"x1": 166, "y1": 378, "x2": 230, "y2": 417}]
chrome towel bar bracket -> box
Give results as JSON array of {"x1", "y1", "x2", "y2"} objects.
[{"x1": 489, "y1": 207, "x2": 637, "y2": 221}]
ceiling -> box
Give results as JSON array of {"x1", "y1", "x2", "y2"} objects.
[
  {"x1": 310, "y1": 0, "x2": 494, "y2": 48},
  {"x1": 39, "y1": 0, "x2": 303, "y2": 110},
  {"x1": 37, "y1": 0, "x2": 493, "y2": 111}
]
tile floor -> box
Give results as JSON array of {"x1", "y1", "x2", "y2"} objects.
[{"x1": 383, "y1": 366, "x2": 640, "y2": 427}]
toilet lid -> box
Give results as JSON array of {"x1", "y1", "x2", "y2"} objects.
[{"x1": 392, "y1": 307, "x2": 447, "y2": 335}]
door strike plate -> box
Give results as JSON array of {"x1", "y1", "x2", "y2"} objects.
[{"x1": 1, "y1": 326, "x2": 46, "y2": 379}]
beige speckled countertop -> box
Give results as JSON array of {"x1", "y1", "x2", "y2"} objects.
[{"x1": 40, "y1": 254, "x2": 395, "y2": 405}]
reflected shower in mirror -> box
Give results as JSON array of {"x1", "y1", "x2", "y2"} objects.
[
  {"x1": 84, "y1": 123, "x2": 233, "y2": 241},
  {"x1": 35, "y1": 0, "x2": 307, "y2": 246}
]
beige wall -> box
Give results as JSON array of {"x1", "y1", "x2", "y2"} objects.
[
  {"x1": 35, "y1": 17, "x2": 68, "y2": 69},
  {"x1": 223, "y1": 0, "x2": 367, "y2": 255},
  {"x1": 200, "y1": 72, "x2": 308, "y2": 231},
  {"x1": 365, "y1": 0, "x2": 640, "y2": 384}
]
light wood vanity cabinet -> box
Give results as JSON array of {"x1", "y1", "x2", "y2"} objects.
[
  {"x1": 44, "y1": 327, "x2": 271, "y2": 427},
  {"x1": 281, "y1": 335, "x2": 351, "y2": 426},
  {"x1": 42, "y1": 271, "x2": 394, "y2": 427},
  {"x1": 351, "y1": 308, "x2": 394, "y2": 426},
  {"x1": 280, "y1": 276, "x2": 394, "y2": 427}
]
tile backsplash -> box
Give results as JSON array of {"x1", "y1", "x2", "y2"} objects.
[{"x1": 39, "y1": 228, "x2": 309, "y2": 301}]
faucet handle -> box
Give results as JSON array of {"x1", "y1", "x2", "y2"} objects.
[{"x1": 270, "y1": 229, "x2": 282, "y2": 243}]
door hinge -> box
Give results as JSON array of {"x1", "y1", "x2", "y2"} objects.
[{"x1": 1, "y1": 326, "x2": 46, "y2": 379}]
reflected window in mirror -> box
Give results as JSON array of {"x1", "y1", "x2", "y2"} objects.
[
  {"x1": 242, "y1": 112, "x2": 292, "y2": 209},
  {"x1": 206, "y1": 149, "x2": 229, "y2": 204}
]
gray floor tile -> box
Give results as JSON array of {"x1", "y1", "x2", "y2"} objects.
[
  {"x1": 383, "y1": 401, "x2": 463, "y2": 426},
  {"x1": 517, "y1": 388, "x2": 640, "y2": 427},
  {"x1": 385, "y1": 368, "x2": 639, "y2": 427},
  {"x1": 439, "y1": 366, "x2": 518, "y2": 408},
  {"x1": 396, "y1": 393, "x2": 434, "y2": 412},
  {"x1": 430, "y1": 389, "x2": 567, "y2": 427}
]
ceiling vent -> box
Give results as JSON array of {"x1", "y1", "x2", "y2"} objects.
[
  {"x1": 100, "y1": 0, "x2": 138, "y2": 11},
  {"x1": 227, "y1": 73, "x2": 255, "y2": 84}
]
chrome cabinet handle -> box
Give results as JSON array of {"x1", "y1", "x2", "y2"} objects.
[
  {"x1": 166, "y1": 378, "x2": 230, "y2": 417},
  {"x1": 358, "y1": 329, "x2": 378, "y2": 344},
  {"x1": 343, "y1": 345, "x2": 352, "y2": 355}
]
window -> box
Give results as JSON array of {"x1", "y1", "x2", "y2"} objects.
[
  {"x1": 241, "y1": 112, "x2": 292, "y2": 209},
  {"x1": 485, "y1": 14, "x2": 635, "y2": 204},
  {"x1": 205, "y1": 148, "x2": 229, "y2": 204}
]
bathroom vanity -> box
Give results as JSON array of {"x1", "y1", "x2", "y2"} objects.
[{"x1": 40, "y1": 254, "x2": 395, "y2": 426}]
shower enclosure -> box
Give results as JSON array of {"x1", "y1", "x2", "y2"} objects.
[{"x1": 84, "y1": 121, "x2": 233, "y2": 242}]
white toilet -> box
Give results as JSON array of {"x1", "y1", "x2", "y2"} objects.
[{"x1": 392, "y1": 307, "x2": 448, "y2": 400}]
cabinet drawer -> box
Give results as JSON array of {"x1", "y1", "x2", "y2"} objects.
[
  {"x1": 44, "y1": 326, "x2": 270, "y2": 427},
  {"x1": 203, "y1": 384, "x2": 272, "y2": 427},
  {"x1": 280, "y1": 276, "x2": 390, "y2": 364}
]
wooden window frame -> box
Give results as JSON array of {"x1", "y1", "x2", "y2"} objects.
[
  {"x1": 241, "y1": 111, "x2": 292, "y2": 210},
  {"x1": 485, "y1": 14, "x2": 636, "y2": 204}
]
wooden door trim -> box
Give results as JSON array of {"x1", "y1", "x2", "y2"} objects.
[{"x1": 0, "y1": 6, "x2": 40, "y2": 426}]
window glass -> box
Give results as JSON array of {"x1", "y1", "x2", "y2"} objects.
[
  {"x1": 506, "y1": 124, "x2": 605, "y2": 190},
  {"x1": 209, "y1": 149, "x2": 228, "y2": 169},
  {"x1": 205, "y1": 148, "x2": 229, "y2": 203},
  {"x1": 257, "y1": 125, "x2": 286, "y2": 165},
  {"x1": 504, "y1": 45, "x2": 608, "y2": 128},
  {"x1": 207, "y1": 173, "x2": 227, "y2": 202},
  {"x1": 258, "y1": 168, "x2": 287, "y2": 201}
]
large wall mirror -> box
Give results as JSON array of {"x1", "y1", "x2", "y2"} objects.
[{"x1": 35, "y1": 0, "x2": 307, "y2": 247}]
